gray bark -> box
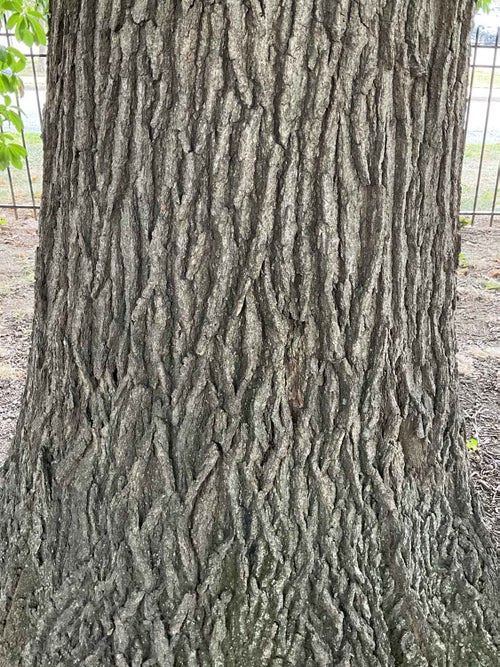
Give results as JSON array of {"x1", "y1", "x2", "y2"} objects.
[{"x1": 1, "y1": 0, "x2": 499, "y2": 665}]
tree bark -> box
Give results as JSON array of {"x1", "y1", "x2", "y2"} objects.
[{"x1": 1, "y1": 0, "x2": 499, "y2": 664}]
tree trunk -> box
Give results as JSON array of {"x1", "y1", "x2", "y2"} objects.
[{"x1": 1, "y1": 1, "x2": 498, "y2": 664}]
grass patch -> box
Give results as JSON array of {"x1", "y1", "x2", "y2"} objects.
[
  {"x1": 21, "y1": 132, "x2": 43, "y2": 146},
  {"x1": 461, "y1": 143, "x2": 500, "y2": 212},
  {"x1": 0, "y1": 135, "x2": 497, "y2": 215},
  {"x1": 0, "y1": 133, "x2": 42, "y2": 208},
  {"x1": 469, "y1": 69, "x2": 500, "y2": 89}
]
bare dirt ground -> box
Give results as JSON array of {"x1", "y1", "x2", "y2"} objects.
[
  {"x1": 0, "y1": 209, "x2": 37, "y2": 464},
  {"x1": 0, "y1": 211, "x2": 499, "y2": 543},
  {"x1": 457, "y1": 217, "x2": 500, "y2": 545}
]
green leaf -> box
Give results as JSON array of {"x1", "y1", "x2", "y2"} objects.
[
  {"x1": 6, "y1": 13, "x2": 20, "y2": 30},
  {"x1": 7, "y1": 142, "x2": 26, "y2": 169},
  {"x1": 466, "y1": 438, "x2": 479, "y2": 451},
  {"x1": 15, "y1": 18, "x2": 35, "y2": 48},
  {"x1": 27, "y1": 15, "x2": 46, "y2": 45},
  {"x1": 458, "y1": 253, "x2": 469, "y2": 269},
  {"x1": 2, "y1": 0, "x2": 24, "y2": 12},
  {"x1": 477, "y1": 0, "x2": 492, "y2": 11},
  {"x1": 0, "y1": 73, "x2": 17, "y2": 94},
  {"x1": 7, "y1": 48, "x2": 27, "y2": 73},
  {"x1": 8, "y1": 142, "x2": 26, "y2": 158},
  {"x1": 3, "y1": 108, "x2": 24, "y2": 131},
  {"x1": 484, "y1": 279, "x2": 500, "y2": 290}
]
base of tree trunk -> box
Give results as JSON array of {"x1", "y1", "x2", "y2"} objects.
[{"x1": 1, "y1": 437, "x2": 499, "y2": 665}]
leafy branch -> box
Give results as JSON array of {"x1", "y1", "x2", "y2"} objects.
[{"x1": 0, "y1": 0, "x2": 47, "y2": 170}]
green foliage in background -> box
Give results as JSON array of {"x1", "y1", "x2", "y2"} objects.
[
  {"x1": 0, "y1": 0, "x2": 46, "y2": 170},
  {"x1": 477, "y1": 0, "x2": 492, "y2": 11}
]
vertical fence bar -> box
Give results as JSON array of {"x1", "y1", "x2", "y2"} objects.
[
  {"x1": 471, "y1": 27, "x2": 499, "y2": 225},
  {"x1": 464, "y1": 26, "x2": 480, "y2": 140},
  {"x1": 489, "y1": 29, "x2": 500, "y2": 226},
  {"x1": 491, "y1": 162, "x2": 500, "y2": 227},
  {"x1": 29, "y1": 46, "x2": 43, "y2": 129},
  {"x1": 5, "y1": 166, "x2": 18, "y2": 218}
]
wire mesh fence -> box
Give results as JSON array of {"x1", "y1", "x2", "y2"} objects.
[{"x1": 0, "y1": 21, "x2": 498, "y2": 223}]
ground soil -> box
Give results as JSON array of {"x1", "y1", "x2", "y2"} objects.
[
  {"x1": 0, "y1": 209, "x2": 37, "y2": 465},
  {"x1": 0, "y1": 210, "x2": 499, "y2": 544},
  {"x1": 456, "y1": 217, "x2": 500, "y2": 545}
]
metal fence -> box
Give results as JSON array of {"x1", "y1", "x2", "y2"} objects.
[
  {"x1": 464, "y1": 26, "x2": 500, "y2": 224},
  {"x1": 0, "y1": 16, "x2": 45, "y2": 217},
  {"x1": 0, "y1": 22, "x2": 499, "y2": 223}
]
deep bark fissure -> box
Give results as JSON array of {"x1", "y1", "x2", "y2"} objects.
[{"x1": 1, "y1": 0, "x2": 499, "y2": 665}]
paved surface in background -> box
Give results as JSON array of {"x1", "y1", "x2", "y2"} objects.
[{"x1": 466, "y1": 97, "x2": 500, "y2": 144}]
